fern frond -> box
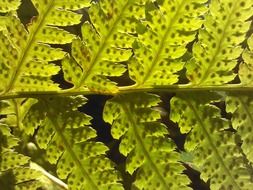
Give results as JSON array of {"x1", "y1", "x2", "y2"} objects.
[
  {"x1": 23, "y1": 96, "x2": 123, "y2": 190},
  {"x1": 226, "y1": 94, "x2": 253, "y2": 164},
  {"x1": 62, "y1": 0, "x2": 146, "y2": 93},
  {"x1": 225, "y1": 35, "x2": 253, "y2": 163},
  {"x1": 0, "y1": 0, "x2": 20, "y2": 13},
  {"x1": 128, "y1": 0, "x2": 207, "y2": 86},
  {"x1": 104, "y1": 93, "x2": 190, "y2": 190},
  {"x1": 170, "y1": 93, "x2": 253, "y2": 189},
  {"x1": 225, "y1": 35, "x2": 253, "y2": 162},
  {"x1": 238, "y1": 34, "x2": 253, "y2": 85},
  {"x1": 0, "y1": 0, "x2": 90, "y2": 95},
  {"x1": 0, "y1": 123, "x2": 43, "y2": 190},
  {"x1": 0, "y1": 98, "x2": 37, "y2": 131},
  {"x1": 186, "y1": 0, "x2": 253, "y2": 85}
]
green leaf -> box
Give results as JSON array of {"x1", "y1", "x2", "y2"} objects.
[
  {"x1": 186, "y1": 0, "x2": 253, "y2": 85},
  {"x1": 226, "y1": 38, "x2": 253, "y2": 164},
  {"x1": 62, "y1": 0, "x2": 147, "y2": 93},
  {"x1": 0, "y1": 0, "x2": 21, "y2": 13},
  {"x1": 104, "y1": 93, "x2": 190, "y2": 190},
  {"x1": 128, "y1": 0, "x2": 207, "y2": 86},
  {"x1": 171, "y1": 93, "x2": 253, "y2": 189},
  {"x1": 1, "y1": 0, "x2": 253, "y2": 189},
  {"x1": 1, "y1": 99, "x2": 38, "y2": 130},
  {"x1": 0, "y1": 167, "x2": 43, "y2": 190},
  {"x1": 23, "y1": 96, "x2": 123, "y2": 190},
  {"x1": 239, "y1": 34, "x2": 253, "y2": 85},
  {"x1": 0, "y1": 150, "x2": 29, "y2": 171},
  {"x1": 0, "y1": 123, "x2": 19, "y2": 149},
  {"x1": 0, "y1": 124, "x2": 43, "y2": 190},
  {"x1": 226, "y1": 94, "x2": 253, "y2": 163},
  {"x1": 0, "y1": 0, "x2": 90, "y2": 94}
]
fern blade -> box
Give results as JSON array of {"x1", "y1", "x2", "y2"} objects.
[
  {"x1": 171, "y1": 93, "x2": 253, "y2": 189},
  {"x1": 0, "y1": 0, "x2": 90, "y2": 94},
  {"x1": 23, "y1": 96, "x2": 124, "y2": 190},
  {"x1": 0, "y1": 0, "x2": 20, "y2": 13},
  {"x1": 225, "y1": 36, "x2": 253, "y2": 163},
  {"x1": 0, "y1": 123, "x2": 44, "y2": 189},
  {"x1": 63, "y1": 0, "x2": 146, "y2": 93},
  {"x1": 226, "y1": 94, "x2": 253, "y2": 164},
  {"x1": 104, "y1": 93, "x2": 190, "y2": 189},
  {"x1": 129, "y1": 0, "x2": 207, "y2": 86},
  {"x1": 187, "y1": 0, "x2": 253, "y2": 85},
  {"x1": 239, "y1": 34, "x2": 253, "y2": 85}
]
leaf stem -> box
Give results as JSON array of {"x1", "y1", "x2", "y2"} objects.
[{"x1": 1, "y1": 84, "x2": 253, "y2": 100}]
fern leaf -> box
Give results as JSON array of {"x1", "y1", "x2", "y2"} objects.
[
  {"x1": 0, "y1": 0, "x2": 90, "y2": 94},
  {"x1": 226, "y1": 93, "x2": 253, "y2": 163},
  {"x1": 170, "y1": 93, "x2": 253, "y2": 189},
  {"x1": 23, "y1": 96, "x2": 123, "y2": 190},
  {"x1": 0, "y1": 99, "x2": 37, "y2": 132},
  {"x1": 0, "y1": 123, "x2": 19, "y2": 149},
  {"x1": 224, "y1": 36, "x2": 253, "y2": 163},
  {"x1": 0, "y1": 124, "x2": 27, "y2": 173},
  {"x1": 0, "y1": 123, "x2": 43, "y2": 190},
  {"x1": 128, "y1": 0, "x2": 207, "y2": 86},
  {"x1": 104, "y1": 93, "x2": 190, "y2": 190},
  {"x1": 62, "y1": 0, "x2": 146, "y2": 93},
  {"x1": 238, "y1": 34, "x2": 253, "y2": 85},
  {"x1": 186, "y1": 0, "x2": 253, "y2": 85},
  {"x1": 224, "y1": 35, "x2": 253, "y2": 163},
  {"x1": 0, "y1": 0, "x2": 20, "y2": 13}
]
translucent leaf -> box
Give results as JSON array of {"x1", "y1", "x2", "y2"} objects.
[
  {"x1": 37, "y1": 26, "x2": 75, "y2": 44},
  {"x1": 62, "y1": 0, "x2": 147, "y2": 93},
  {"x1": 171, "y1": 93, "x2": 253, "y2": 189},
  {"x1": 62, "y1": 55, "x2": 83, "y2": 85},
  {"x1": 104, "y1": 93, "x2": 190, "y2": 190},
  {"x1": 0, "y1": 0, "x2": 90, "y2": 94},
  {"x1": 15, "y1": 181, "x2": 42, "y2": 190},
  {"x1": 62, "y1": 38, "x2": 126, "y2": 91},
  {"x1": 13, "y1": 167, "x2": 41, "y2": 183},
  {"x1": 187, "y1": 0, "x2": 253, "y2": 85},
  {"x1": 2, "y1": 99, "x2": 38, "y2": 130},
  {"x1": 46, "y1": 9, "x2": 82, "y2": 26},
  {"x1": 0, "y1": 167, "x2": 43, "y2": 190},
  {"x1": 54, "y1": 0, "x2": 90, "y2": 10},
  {"x1": 239, "y1": 34, "x2": 253, "y2": 85},
  {"x1": 23, "y1": 96, "x2": 123, "y2": 190},
  {"x1": 0, "y1": 151, "x2": 29, "y2": 171},
  {"x1": 0, "y1": 123, "x2": 43, "y2": 190},
  {"x1": 129, "y1": 0, "x2": 207, "y2": 86},
  {"x1": 0, "y1": 123, "x2": 19, "y2": 149},
  {"x1": 226, "y1": 94, "x2": 253, "y2": 163},
  {"x1": 0, "y1": 0, "x2": 20, "y2": 13}
]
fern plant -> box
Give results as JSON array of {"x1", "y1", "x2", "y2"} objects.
[{"x1": 0, "y1": 0, "x2": 253, "y2": 189}]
